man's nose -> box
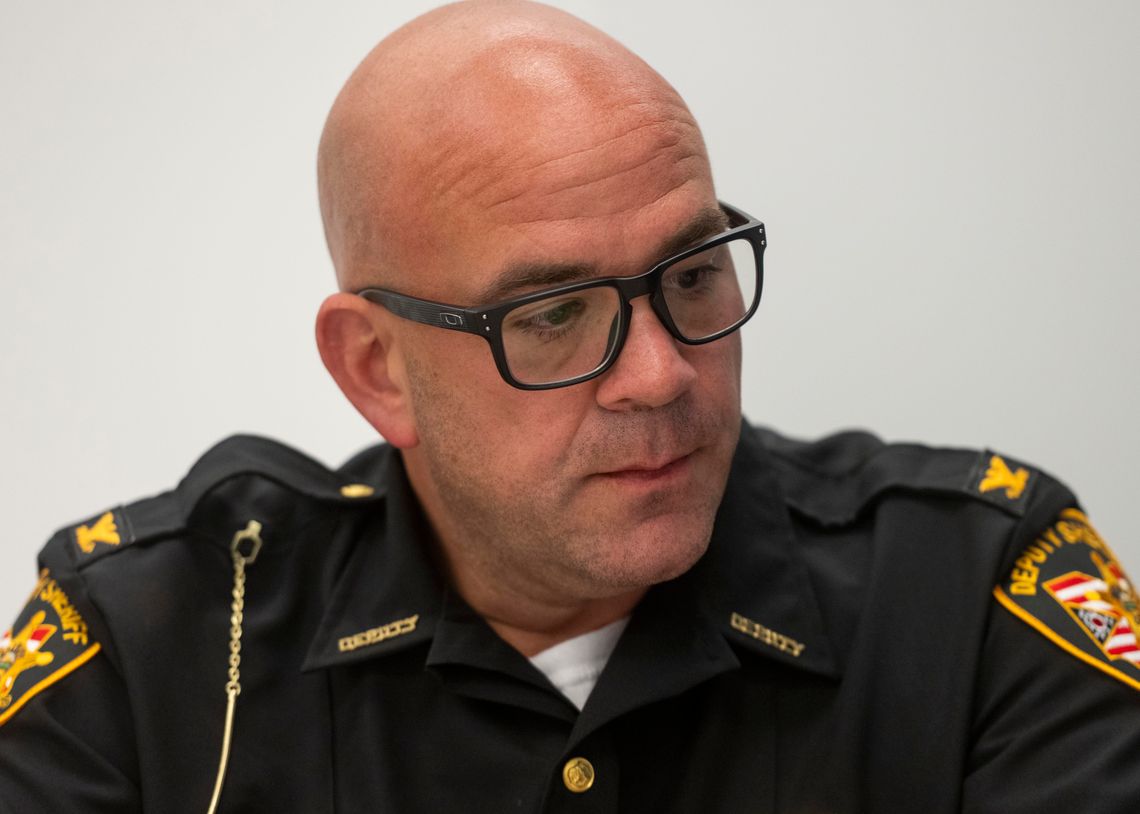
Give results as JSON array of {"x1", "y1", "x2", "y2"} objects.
[{"x1": 594, "y1": 297, "x2": 697, "y2": 410}]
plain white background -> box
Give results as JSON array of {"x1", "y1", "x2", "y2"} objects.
[{"x1": 2, "y1": 1, "x2": 1137, "y2": 623}]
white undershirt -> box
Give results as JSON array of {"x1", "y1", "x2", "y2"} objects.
[{"x1": 528, "y1": 617, "x2": 630, "y2": 710}]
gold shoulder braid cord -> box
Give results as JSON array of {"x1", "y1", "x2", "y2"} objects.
[{"x1": 206, "y1": 520, "x2": 264, "y2": 814}]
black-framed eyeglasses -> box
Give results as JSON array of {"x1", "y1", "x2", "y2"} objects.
[{"x1": 355, "y1": 201, "x2": 766, "y2": 390}]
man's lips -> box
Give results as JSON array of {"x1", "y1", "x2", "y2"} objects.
[{"x1": 596, "y1": 451, "x2": 695, "y2": 481}]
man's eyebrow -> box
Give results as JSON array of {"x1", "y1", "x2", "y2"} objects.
[
  {"x1": 476, "y1": 205, "x2": 731, "y2": 306},
  {"x1": 478, "y1": 263, "x2": 595, "y2": 306},
  {"x1": 653, "y1": 206, "x2": 731, "y2": 263}
]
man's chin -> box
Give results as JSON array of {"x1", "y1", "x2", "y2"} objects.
[{"x1": 572, "y1": 517, "x2": 714, "y2": 596}]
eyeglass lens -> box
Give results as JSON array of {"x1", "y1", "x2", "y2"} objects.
[{"x1": 500, "y1": 236, "x2": 757, "y2": 385}]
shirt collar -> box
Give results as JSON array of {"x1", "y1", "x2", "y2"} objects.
[
  {"x1": 302, "y1": 447, "x2": 444, "y2": 671},
  {"x1": 695, "y1": 422, "x2": 838, "y2": 678}
]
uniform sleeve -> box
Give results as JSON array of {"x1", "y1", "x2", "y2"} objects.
[
  {"x1": 0, "y1": 559, "x2": 142, "y2": 813},
  {"x1": 963, "y1": 509, "x2": 1140, "y2": 813},
  {"x1": 0, "y1": 649, "x2": 141, "y2": 813}
]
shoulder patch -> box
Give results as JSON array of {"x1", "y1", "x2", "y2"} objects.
[
  {"x1": 995, "y1": 508, "x2": 1140, "y2": 691},
  {"x1": 0, "y1": 569, "x2": 100, "y2": 726}
]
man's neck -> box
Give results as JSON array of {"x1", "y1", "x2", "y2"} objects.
[
  {"x1": 434, "y1": 526, "x2": 645, "y2": 656},
  {"x1": 478, "y1": 588, "x2": 644, "y2": 658}
]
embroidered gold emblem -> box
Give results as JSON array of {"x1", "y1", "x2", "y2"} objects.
[
  {"x1": 979, "y1": 455, "x2": 1029, "y2": 500},
  {"x1": 75, "y1": 512, "x2": 121, "y2": 554},
  {"x1": 730, "y1": 612, "x2": 806, "y2": 657},
  {"x1": 338, "y1": 614, "x2": 419, "y2": 653},
  {"x1": 0, "y1": 611, "x2": 57, "y2": 710},
  {"x1": 29, "y1": 570, "x2": 90, "y2": 646}
]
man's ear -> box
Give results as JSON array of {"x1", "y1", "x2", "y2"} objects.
[{"x1": 316, "y1": 293, "x2": 418, "y2": 449}]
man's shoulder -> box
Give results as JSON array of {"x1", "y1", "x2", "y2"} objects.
[
  {"x1": 743, "y1": 422, "x2": 1076, "y2": 527},
  {"x1": 27, "y1": 434, "x2": 393, "y2": 666},
  {"x1": 745, "y1": 425, "x2": 1140, "y2": 696},
  {"x1": 2, "y1": 435, "x2": 394, "y2": 727},
  {"x1": 39, "y1": 434, "x2": 391, "y2": 576}
]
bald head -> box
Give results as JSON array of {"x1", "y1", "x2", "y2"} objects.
[{"x1": 317, "y1": 0, "x2": 709, "y2": 293}]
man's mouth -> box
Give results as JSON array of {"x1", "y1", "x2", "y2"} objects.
[{"x1": 597, "y1": 451, "x2": 695, "y2": 482}]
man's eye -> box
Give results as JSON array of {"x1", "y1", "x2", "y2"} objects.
[
  {"x1": 667, "y1": 265, "x2": 720, "y2": 293},
  {"x1": 676, "y1": 268, "x2": 709, "y2": 289},
  {"x1": 508, "y1": 297, "x2": 587, "y2": 337},
  {"x1": 539, "y1": 300, "x2": 583, "y2": 326}
]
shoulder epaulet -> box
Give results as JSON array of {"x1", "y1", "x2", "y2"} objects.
[
  {"x1": 47, "y1": 434, "x2": 388, "y2": 572},
  {"x1": 753, "y1": 426, "x2": 1045, "y2": 526}
]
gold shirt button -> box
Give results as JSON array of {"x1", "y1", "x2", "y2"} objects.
[
  {"x1": 562, "y1": 757, "x2": 595, "y2": 793},
  {"x1": 339, "y1": 483, "x2": 375, "y2": 498}
]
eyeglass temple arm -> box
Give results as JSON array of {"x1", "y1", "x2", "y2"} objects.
[{"x1": 358, "y1": 289, "x2": 483, "y2": 334}]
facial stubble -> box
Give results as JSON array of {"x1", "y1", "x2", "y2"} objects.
[{"x1": 403, "y1": 354, "x2": 737, "y2": 603}]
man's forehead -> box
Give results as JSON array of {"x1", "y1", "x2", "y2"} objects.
[{"x1": 415, "y1": 72, "x2": 703, "y2": 216}]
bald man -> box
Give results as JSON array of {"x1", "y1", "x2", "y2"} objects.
[{"x1": 2, "y1": 2, "x2": 1139, "y2": 812}]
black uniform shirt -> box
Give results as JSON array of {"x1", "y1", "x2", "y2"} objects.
[{"x1": 2, "y1": 423, "x2": 1138, "y2": 812}]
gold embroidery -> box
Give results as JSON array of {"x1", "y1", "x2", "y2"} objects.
[
  {"x1": 0, "y1": 611, "x2": 57, "y2": 709},
  {"x1": 338, "y1": 614, "x2": 419, "y2": 653},
  {"x1": 75, "y1": 512, "x2": 121, "y2": 554},
  {"x1": 34, "y1": 571, "x2": 89, "y2": 646},
  {"x1": 979, "y1": 455, "x2": 1029, "y2": 500},
  {"x1": 1007, "y1": 509, "x2": 1111, "y2": 597},
  {"x1": 730, "y1": 612, "x2": 805, "y2": 657}
]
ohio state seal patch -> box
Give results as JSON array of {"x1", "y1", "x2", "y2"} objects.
[
  {"x1": 995, "y1": 508, "x2": 1140, "y2": 691},
  {"x1": 0, "y1": 569, "x2": 101, "y2": 726}
]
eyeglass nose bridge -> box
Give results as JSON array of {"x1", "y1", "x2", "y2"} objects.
[
  {"x1": 626, "y1": 266, "x2": 700, "y2": 344},
  {"x1": 593, "y1": 266, "x2": 690, "y2": 376}
]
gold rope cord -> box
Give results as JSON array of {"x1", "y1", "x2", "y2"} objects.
[{"x1": 206, "y1": 520, "x2": 263, "y2": 814}]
